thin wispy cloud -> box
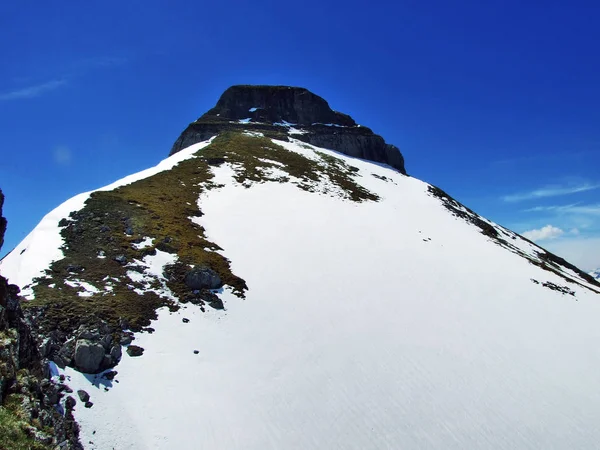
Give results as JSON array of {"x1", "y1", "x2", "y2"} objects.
[
  {"x1": 502, "y1": 183, "x2": 600, "y2": 202},
  {"x1": 525, "y1": 203, "x2": 600, "y2": 215},
  {"x1": 0, "y1": 79, "x2": 67, "y2": 101},
  {"x1": 0, "y1": 55, "x2": 127, "y2": 102}
]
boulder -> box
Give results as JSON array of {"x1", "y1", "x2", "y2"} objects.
[
  {"x1": 126, "y1": 345, "x2": 144, "y2": 357},
  {"x1": 74, "y1": 340, "x2": 105, "y2": 373},
  {"x1": 184, "y1": 267, "x2": 222, "y2": 290},
  {"x1": 77, "y1": 390, "x2": 89, "y2": 403}
]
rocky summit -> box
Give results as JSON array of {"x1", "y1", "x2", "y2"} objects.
[
  {"x1": 170, "y1": 85, "x2": 406, "y2": 173},
  {"x1": 1, "y1": 86, "x2": 600, "y2": 449}
]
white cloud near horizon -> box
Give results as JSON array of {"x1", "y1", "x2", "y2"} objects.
[
  {"x1": 522, "y1": 225, "x2": 564, "y2": 241},
  {"x1": 0, "y1": 79, "x2": 67, "y2": 101},
  {"x1": 502, "y1": 183, "x2": 600, "y2": 202}
]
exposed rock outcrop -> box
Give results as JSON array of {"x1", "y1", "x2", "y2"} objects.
[
  {"x1": 40, "y1": 322, "x2": 126, "y2": 374},
  {"x1": 0, "y1": 189, "x2": 82, "y2": 449},
  {"x1": 0, "y1": 191, "x2": 6, "y2": 251},
  {"x1": 170, "y1": 85, "x2": 406, "y2": 174},
  {"x1": 184, "y1": 267, "x2": 222, "y2": 290}
]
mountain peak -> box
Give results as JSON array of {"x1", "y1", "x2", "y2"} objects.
[
  {"x1": 170, "y1": 84, "x2": 406, "y2": 173},
  {"x1": 208, "y1": 85, "x2": 356, "y2": 127}
]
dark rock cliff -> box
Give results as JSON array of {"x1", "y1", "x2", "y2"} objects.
[
  {"x1": 0, "y1": 189, "x2": 82, "y2": 449},
  {"x1": 170, "y1": 85, "x2": 406, "y2": 174},
  {"x1": 0, "y1": 192, "x2": 6, "y2": 251}
]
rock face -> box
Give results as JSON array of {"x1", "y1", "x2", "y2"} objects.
[
  {"x1": 0, "y1": 191, "x2": 6, "y2": 250},
  {"x1": 184, "y1": 267, "x2": 222, "y2": 290},
  {"x1": 0, "y1": 189, "x2": 82, "y2": 449},
  {"x1": 170, "y1": 85, "x2": 406, "y2": 174}
]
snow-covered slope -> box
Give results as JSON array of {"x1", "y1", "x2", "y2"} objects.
[
  {"x1": 0, "y1": 138, "x2": 214, "y2": 295},
  {"x1": 3, "y1": 133, "x2": 600, "y2": 450}
]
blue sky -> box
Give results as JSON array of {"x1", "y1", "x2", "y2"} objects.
[{"x1": 1, "y1": 0, "x2": 599, "y2": 270}]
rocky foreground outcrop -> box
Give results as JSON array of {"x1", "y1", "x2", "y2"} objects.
[
  {"x1": 170, "y1": 85, "x2": 406, "y2": 174},
  {"x1": 0, "y1": 190, "x2": 82, "y2": 449}
]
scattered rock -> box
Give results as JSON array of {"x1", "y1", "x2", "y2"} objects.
[
  {"x1": 127, "y1": 264, "x2": 145, "y2": 273},
  {"x1": 65, "y1": 396, "x2": 76, "y2": 410},
  {"x1": 77, "y1": 390, "x2": 90, "y2": 403},
  {"x1": 74, "y1": 340, "x2": 105, "y2": 373},
  {"x1": 84, "y1": 402, "x2": 94, "y2": 409},
  {"x1": 66, "y1": 264, "x2": 85, "y2": 274},
  {"x1": 126, "y1": 345, "x2": 144, "y2": 357},
  {"x1": 193, "y1": 350, "x2": 199, "y2": 354},
  {"x1": 182, "y1": 318, "x2": 190, "y2": 323},
  {"x1": 113, "y1": 255, "x2": 128, "y2": 265},
  {"x1": 205, "y1": 157, "x2": 226, "y2": 166},
  {"x1": 125, "y1": 227, "x2": 134, "y2": 235},
  {"x1": 156, "y1": 241, "x2": 177, "y2": 253},
  {"x1": 60, "y1": 384, "x2": 73, "y2": 394},
  {"x1": 102, "y1": 370, "x2": 118, "y2": 380}
]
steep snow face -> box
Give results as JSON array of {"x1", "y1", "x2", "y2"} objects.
[
  {"x1": 56, "y1": 139, "x2": 600, "y2": 449},
  {"x1": 0, "y1": 139, "x2": 214, "y2": 294}
]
